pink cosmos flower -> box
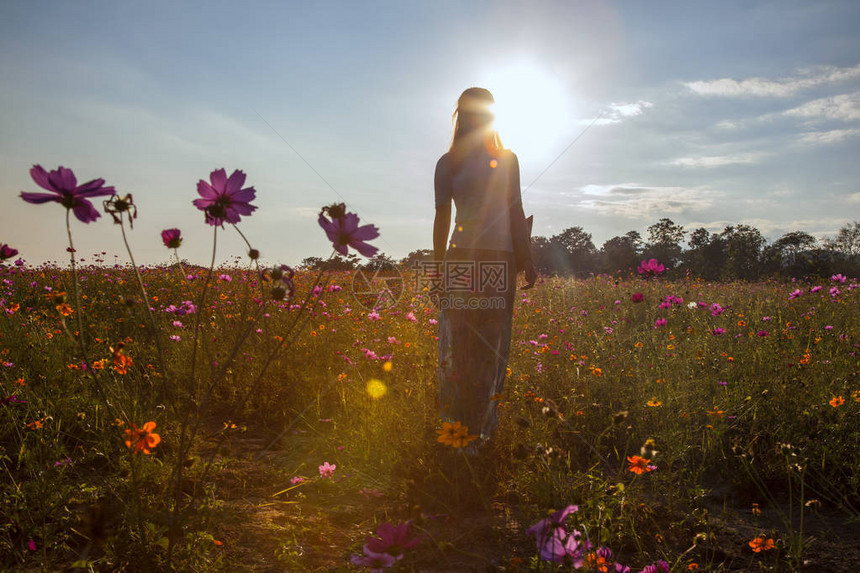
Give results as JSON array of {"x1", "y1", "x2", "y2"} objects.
[
  {"x1": 193, "y1": 168, "x2": 257, "y2": 226},
  {"x1": 364, "y1": 521, "x2": 421, "y2": 560},
  {"x1": 21, "y1": 165, "x2": 115, "y2": 223},
  {"x1": 350, "y1": 549, "x2": 396, "y2": 572},
  {"x1": 711, "y1": 327, "x2": 726, "y2": 336},
  {"x1": 318, "y1": 461, "x2": 336, "y2": 478},
  {"x1": 637, "y1": 258, "x2": 665, "y2": 276},
  {"x1": 631, "y1": 292, "x2": 644, "y2": 303},
  {"x1": 161, "y1": 228, "x2": 182, "y2": 249},
  {"x1": 0, "y1": 244, "x2": 19, "y2": 261},
  {"x1": 832, "y1": 273, "x2": 847, "y2": 283},
  {"x1": 653, "y1": 318, "x2": 667, "y2": 328},
  {"x1": 789, "y1": 289, "x2": 803, "y2": 300},
  {"x1": 318, "y1": 203, "x2": 379, "y2": 257}
]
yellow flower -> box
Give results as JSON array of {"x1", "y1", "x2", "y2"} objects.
[{"x1": 646, "y1": 398, "x2": 662, "y2": 407}]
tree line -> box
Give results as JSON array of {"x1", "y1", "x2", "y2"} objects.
[{"x1": 301, "y1": 219, "x2": 860, "y2": 280}]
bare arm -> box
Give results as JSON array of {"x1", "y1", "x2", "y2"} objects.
[
  {"x1": 433, "y1": 205, "x2": 451, "y2": 262},
  {"x1": 433, "y1": 155, "x2": 452, "y2": 262}
]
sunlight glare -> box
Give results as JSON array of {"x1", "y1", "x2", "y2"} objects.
[{"x1": 480, "y1": 62, "x2": 574, "y2": 165}]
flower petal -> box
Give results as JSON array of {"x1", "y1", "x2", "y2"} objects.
[
  {"x1": 71, "y1": 199, "x2": 101, "y2": 223},
  {"x1": 209, "y1": 168, "x2": 228, "y2": 193},
  {"x1": 29, "y1": 165, "x2": 55, "y2": 191},
  {"x1": 196, "y1": 180, "x2": 218, "y2": 201},
  {"x1": 48, "y1": 166, "x2": 77, "y2": 192},
  {"x1": 20, "y1": 191, "x2": 61, "y2": 204},
  {"x1": 224, "y1": 169, "x2": 246, "y2": 195}
]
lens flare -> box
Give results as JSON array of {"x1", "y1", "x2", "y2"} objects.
[{"x1": 366, "y1": 379, "x2": 387, "y2": 399}]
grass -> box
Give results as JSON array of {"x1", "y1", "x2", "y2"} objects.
[{"x1": 1, "y1": 258, "x2": 859, "y2": 571}]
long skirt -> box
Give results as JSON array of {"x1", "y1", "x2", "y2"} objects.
[{"x1": 437, "y1": 248, "x2": 516, "y2": 440}]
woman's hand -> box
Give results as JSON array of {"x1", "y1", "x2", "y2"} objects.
[{"x1": 521, "y1": 260, "x2": 538, "y2": 290}]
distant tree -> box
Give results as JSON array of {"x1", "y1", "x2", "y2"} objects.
[
  {"x1": 299, "y1": 256, "x2": 325, "y2": 270},
  {"x1": 599, "y1": 231, "x2": 642, "y2": 275},
  {"x1": 550, "y1": 226, "x2": 597, "y2": 275},
  {"x1": 683, "y1": 227, "x2": 714, "y2": 278},
  {"x1": 363, "y1": 253, "x2": 397, "y2": 272},
  {"x1": 530, "y1": 236, "x2": 567, "y2": 274},
  {"x1": 724, "y1": 224, "x2": 766, "y2": 280},
  {"x1": 400, "y1": 249, "x2": 434, "y2": 269},
  {"x1": 773, "y1": 231, "x2": 818, "y2": 276},
  {"x1": 326, "y1": 253, "x2": 360, "y2": 271},
  {"x1": 824, "y1": 221, "x2": 860, "y2": 257},
  {"x1": 644, "y1": 218, "x2": 685, "y2": 269}
]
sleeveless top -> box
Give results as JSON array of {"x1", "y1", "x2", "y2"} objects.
[{"x1": 434, "y1": 148, "x2": 518, "y2": 252}]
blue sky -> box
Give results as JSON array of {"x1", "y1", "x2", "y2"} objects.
[{"x1": 2, "y1": 1, "x2": 859, "y2": 267}]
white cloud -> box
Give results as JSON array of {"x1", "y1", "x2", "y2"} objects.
[
  {"x1": 576, "y1": 184, "x2": 714, "y2": 218},
  {"x1": 799, "y1": 128, "x2": 860, "y2": 144},
  {"x1": 784, "y1": 92, "x2": 860, "y2": 121},
  {"x1": 586, "y1": 101, "x2": 653, "y2": 125},
  {"x1": 686, "y1": 218, "x2": 846, "y2": 241},
  {"x1": 684, "y1": 64, "x2": 860, "y2": 97},
  {"x1": 669, "y1": 154, "x2": 760, "y2": 168}
]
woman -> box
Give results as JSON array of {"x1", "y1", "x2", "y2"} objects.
[{"x1": 433, "y1": 87, "x2": 537, "y2": 448}]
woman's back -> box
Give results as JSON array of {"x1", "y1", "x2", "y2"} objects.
[{"x1": 435, "y1": 148, "x2": 515, "y2": 253}]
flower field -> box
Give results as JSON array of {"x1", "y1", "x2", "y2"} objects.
[{"x1": 2, "y1": 166, "x2": 860, "y2": 571}]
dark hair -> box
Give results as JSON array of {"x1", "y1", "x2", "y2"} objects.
[{"x1": 449, "y1": 87, "x2": 504, "y2": 156}]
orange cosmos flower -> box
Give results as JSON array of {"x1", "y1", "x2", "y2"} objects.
[
  {"x1": 749, "y1": 536, "x2": 775, "y2": 552},
  {"x1": 113, "y1": 353, "x2": 132, "y2": 374},
  {"x1": 436, "y1": 421, "x2": 478, "y2": 448},
  {"x1": 124, "y1": 421, "x2": 161, "y2": 454},
  {"x1": 829, "y1": 395, "x2": 845, "y2": 407},
  {"x1": 627, "y1": 455, "x2": 653, "y2": 474}
]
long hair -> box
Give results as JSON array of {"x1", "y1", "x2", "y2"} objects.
[{"x1": 449, "y1": 87, "x2": 504, "y2": 166}]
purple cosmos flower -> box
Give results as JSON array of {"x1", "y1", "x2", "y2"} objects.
[
  {"x1": 637, "y1": 258, "x2": 665, "y2": 276},
  {"x1": 192, "y1": 168, "x2": 257, "y2": 226},
  {"x1": 526, "y1": 505, "x2": 583, "y2": 563},
  {"x1": 350, "y1": 549, "x2": 396, "y2": 572},
  {"x1": 711, "y1": 327, "x2": 726, "y2": 336},
  {"x1": 0, "y1": 244, "x2": 18, "y2": 261},
  {"x1": 20, "y1": 165, "x2": 115, "y2": 223},
  {"x1": 364, "y1": 522, "x2": 421, "y2": 561},
  {"x1": 318, "y1": 203, "x2": 379, "y2": 257},
  {"x1": 161, "y1": 228, "x2": 182, "y2": 249}
]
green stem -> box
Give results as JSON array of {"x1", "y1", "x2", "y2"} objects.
[
  {"x1": 167, "y1": 225, "x2": 217, "y2": 566},
  {"x1": 119, "y1": 216, "x2": 168, "y2": 397},
  {"x1": 65, "y1": 209, "x2": 86, "y2": 353}
]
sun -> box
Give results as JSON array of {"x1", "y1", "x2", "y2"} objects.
[{"x1": 479, "y1": 61, "x2": 574, "y2": 166}]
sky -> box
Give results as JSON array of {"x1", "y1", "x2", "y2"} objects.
[{"x1": 2, "y1": 1, "x2": 859, "y2": 268}]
